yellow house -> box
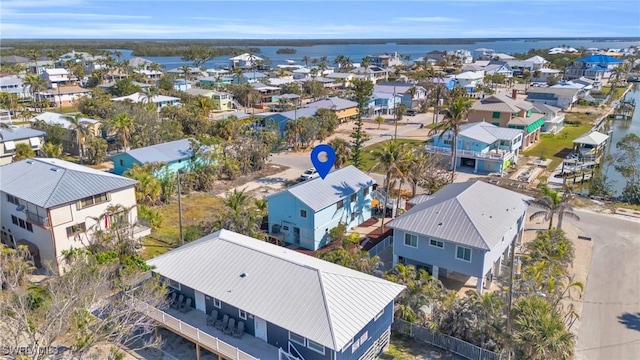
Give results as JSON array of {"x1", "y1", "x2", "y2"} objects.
[
  {"x1": 29, "y1": 112, "x2": 102, "y2": 156},
  {"x1": 185, "y1": 88, "x2": 235, "y2": 111},
  {"x1": 306, "y1": 97, "x2": 359, "y2": 122}
]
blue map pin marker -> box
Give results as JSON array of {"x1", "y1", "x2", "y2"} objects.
[{"x1": 311, "y1": 144, "x2": 336, "y2": 179}]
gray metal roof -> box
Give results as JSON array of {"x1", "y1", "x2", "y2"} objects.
[
  {"x1": 269, "y1": 165, "x2": 375, "y2": 211},
  {"x1": 30, "y1": 112, "x2": 101, "y2": 128},
  {"x1": 306, "y1": 97, "x2": 357, "y2": 111},
  {"x1": 124, "y1": 139, "x2": 194, "y2": 164},
  {"x1": 388, "y1": 181, "x2": 531, "y2": 250},
  {"x1": 147, "y1": 229, "x2": 404, "y2": 350},
  {"x1": 531, "y1": 102, "x2": 561, "y2": 114},
  {"x1": 573, "y1": 131, "x2": 609, "y2": 146},
  {"x1": 444, "y1": 122, "x2": 522, "y2": 145},
  {"x1": 1, "y1": 158, "x2": 137, "y2": 208},
  {"x1": 0, "y1": 127, "x2": 46, "y2": 142}
]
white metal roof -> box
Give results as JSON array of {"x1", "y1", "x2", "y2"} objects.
[
  {"x1": 147, "y1": 229, "x2": 404, "y2": 350},
  {"x1": 1, "y1": 158, "x2": 137, "y2": 208},
  {"x1": 30, "y1": 112, "x2": 101, "y2": 128},
  {"x1": 111, "y1": 92, "x2": 180, "y2": 104},
  {"x1": 268, "y1": 165, "x2": 375, "y2": 211},
  {"x1": 573, "y1": 131, "x2": 609, "y2": 146},
  {"x1": 388, "y1": 181, "x2": 531, "y2": 250}
]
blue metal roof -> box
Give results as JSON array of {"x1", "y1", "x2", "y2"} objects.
[{"x1": 576, "y1": 55, "x2": 623, "y2": 64}]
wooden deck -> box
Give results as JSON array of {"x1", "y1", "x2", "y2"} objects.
[{"x1": 137, "y1": 301, "x2": 280, "y2": 360}]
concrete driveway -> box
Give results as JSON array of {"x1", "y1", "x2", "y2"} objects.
[{"x1": 574, "y1": 210, "x2": 640, "y2": 360}]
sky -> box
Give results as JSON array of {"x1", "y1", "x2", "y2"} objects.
[{"x1": 1, "y1": 0, "x2": 639, "y2": 39}]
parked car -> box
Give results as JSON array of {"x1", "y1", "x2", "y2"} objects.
[
  {"x1": 299, "y1": 168, "x2": 319, "y2": 181},
  {"x1": 406, "y1": 109, "x2": 417, "y2": 116}
]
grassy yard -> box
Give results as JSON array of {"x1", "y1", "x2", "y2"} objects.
[
  {"x1": 380, "y1": 334, "x2": 456, "y2": 359},
  {"x1": 522, "y1": 113, "x2": 597, "y2": 169},
  {"x1": 357, "y1": 139, "x2": 426, "y2": 171},
  {"x1": 140, "y1": 193, "x2": 224, "y2": 260},
  {"x1": 601, "y1": 85, "x2": 629, "y2": 101}
]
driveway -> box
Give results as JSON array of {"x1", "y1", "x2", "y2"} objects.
[{"x1": 574, "y1": 210, "x2": 640, "y2": 360}]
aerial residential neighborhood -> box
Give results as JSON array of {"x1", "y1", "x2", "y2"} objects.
[{"x1": 1, "y1": 1, "x2": 640, "y2": 359}]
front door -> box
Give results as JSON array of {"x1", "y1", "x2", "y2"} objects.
[
  {"x1": 293, "y1": 227, "x2": 300, "y2": 244},
  {"x1": 254, "y1": 316, "x2": 268, "y2": 342},
  {"x1": 194, "y1": 290, "x2": 206, "y2": 312}
]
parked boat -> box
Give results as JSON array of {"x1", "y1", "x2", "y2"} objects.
[{"x1": 286, "y1": 59, "x2": 295, "y2": 64}]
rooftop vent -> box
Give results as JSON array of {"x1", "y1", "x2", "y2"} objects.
[
  {"x1": 26, "y1": 160, "x2": 33, "y2": 164},
  {"x1": 240, "y1": 273, "x2": 247, "y2": 278},
  {"x1": 50, "y1": 167, "x2": 61, "y2": 172}
]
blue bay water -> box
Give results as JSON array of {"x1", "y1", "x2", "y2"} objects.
[{"x1": 115, "y1": 39, "x2": 640, "y2": 69}]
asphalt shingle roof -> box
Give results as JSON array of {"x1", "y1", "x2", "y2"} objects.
[
  {"x1": 1, "y1": 158, "x2": 137, "y2": 208},
  {"x1": 388, "y1": 181, "x2": 531, "y2": 250},
  {"x1": 147, "y1": 229, "x2": 404, "y2": 350},
  {"x1": 269, "y1": 165, "x2": 375, "y2": 211}
]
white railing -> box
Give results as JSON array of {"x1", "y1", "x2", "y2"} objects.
[
  {"x1": 132, "y1": 300, "x2": 259, "y2": 360},
  {"x1": 368, "y1": 236, "x2": 393, "y2": 257},
  {"x1": 425, "y1": 145, "x2": 513, "y2": 161}
]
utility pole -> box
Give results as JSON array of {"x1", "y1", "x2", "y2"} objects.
[
  {"x1": 177, "y1": 170, "x2": 184, "y2": 246},
  {"x1": 506, "y1": 229, "x2": 523, "y2": 360}
]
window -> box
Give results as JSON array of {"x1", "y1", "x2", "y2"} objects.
[
  {"x1": 350, "y1": 193, "x2": 357, "y2": 202},
  {"x1": 456, "y1": 246, "x2": 472, "y2": 262},
  {"x1": 336, "y1": 200, "x2": 344, "y2": 210},
  {"x1": 66, "y1": 223, "x2": 86, "y2": 237},
  {"x1": 7, "y1": 194, "x2": 19, "y2": 205},
  {"x1": 374, "y1": 309, "x2": 384, "y2": 321},
  {"x1": 289, "y1": 332, "x2": 305, "y2": 346},
  {"x1": 18, "y1": 219, "x2": 25, "y2": 229},
  {"x1": 363, "y1": 187, "x2": 370, "y2": 196},
  {"x1": 119, "y1": 159, "x2": 124, "y2": 166},
  {"x1": 351, "y1": 339, "x2": 361, "y2": 353},
  {"x1": 300, "y1": 209, "x2": 307, "y2": 218},
  {"x1": 492, "y1": 122, "x2": 500, "y2": 127},
  {"x1": 404, "y1": 233, "x2": 418, "y2": 248},
  {"x1": 360, "y1": 331, "x2": 369, "y2": 344},
  {"x1": 429, "y1": 239, "x2": 444, "y2": 249},
  {"x1": 307, "y1": 340, "x2": 325, "y2": 355},
  {"x1": 213, "y1": 298, "x2": 221, "y2": 308},
  {"x1": 492, "y1": 111, "x2": 501, "y2": 119},
  {"x1": 26, "y1": 222, "x2": 33, "y2": 233},
  {"x1": 11, "y1": 215, "x2": 19, "y2": 226},
  {"x1": 164, "y1": 278, "x2": 180, "y2": 290},
  {"x1": 239, "y1": 310, "x2": 247, "y2": 320},
  {"x1": 78, "y1": 192, "x2": 110, "y2": 209},
  {"x1": 351, "y1": 212, "x2": 357, "y2": 222}
]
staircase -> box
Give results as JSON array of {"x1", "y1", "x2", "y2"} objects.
[{"x1": 232, "y1": 99, "x2": 244, "y2": 110}]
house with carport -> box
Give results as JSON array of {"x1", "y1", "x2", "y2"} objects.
[
  {"x1": 389, "y1": 181, "x2": 531, "y2": 293},
  {"x1": 267, "y1": 165, "x2": 375, "y2": 251},
  {"x1": 426, "y1": 121, "x2": 523, "y2": 175},
  {"x1": 147, "y1": 229, "x2": 405, "y2": 360},
  {"x1": 468, "y1": 94, "x2": 544, "y2": 149}
]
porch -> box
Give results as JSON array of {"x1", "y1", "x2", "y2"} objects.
[{"x1": 137, "y1": 302, "x2": 280, "y2": 360}]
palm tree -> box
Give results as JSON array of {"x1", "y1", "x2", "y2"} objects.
[
  {"x1": 27, "y1": 49, "x2": 40, "y2": 74},
  {"x1": 108, "y1": 112, "x2": 136, "y2": 151},
  {"x1": 179, "y1": 65, "x2": 191, "y2": 87},
  {"x1": 41, "y1": 142, "x2": 63, "y2": 158},
  {"x1": 328, "y1": 138, "x2": 351, "y2": 169},
  {"x1": 394, "y1": 103, "x2": 407, "y2": 138},
  {"x1": 384, "y1": 264, "x2": 444, "y2": 324},
  {"x1": 374, "y1": 115, "x2": 385, "y2": 129},
  {"x1": 214, "y1": 188, "x2": 263, "y2": 238},
  {"x1": 64, "y1": 113, "x2": 92, "y2": 163},
  {"x1": 529, "y1": 185, "x2": 580, "y2": 229},
  {"x1": 24, "y1": 74, "x2": 47, "y2": 112},
  {"x1": 301, "y1": 55, "x2": 311, "y2": 67},
  {"x1": 428, "y1": 96, "x2": 472, "y2": 183}
]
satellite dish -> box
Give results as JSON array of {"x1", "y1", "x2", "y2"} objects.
[{"x1": 16, "y1": 205, "x2": 25, "y2": 212}]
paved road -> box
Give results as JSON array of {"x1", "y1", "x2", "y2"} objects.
[{"x1": 574, "y1": 210, "x2": 640, "y2": 360}]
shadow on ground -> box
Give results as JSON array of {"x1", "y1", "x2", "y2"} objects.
[{"x1": 618, "y1": 312, "x2": 640, "y2": 331}]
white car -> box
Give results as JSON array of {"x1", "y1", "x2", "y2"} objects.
[{"x1": 299, "y1": 168, "x2": 319, "y2": 181}]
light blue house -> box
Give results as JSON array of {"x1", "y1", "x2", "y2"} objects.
[
  {"x1": 389, "y1": 181, "x2": 531, "y2": 293},
  {"x1": 267, "y1": 165, "x2": 375, "y2": 251},
  {"x1": 373, "y1": 82, "x2": 427, "y2": 108},
  {"x1": 255, "y1": 107, "x2": 318, "y2": 135},
  {"x1": 147, "y1": 229, "x2": 405, "y2": 360},
  {"x1": 367, "y1": 92, "x2": 403, "y2": 116},
  {"x1": 112, "y1": 138, "x2": 194, "y2": 175},
  {"x1": 427, "y1": 122, "x2": 523, "y2": 175}
]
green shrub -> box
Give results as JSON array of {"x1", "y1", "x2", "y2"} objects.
[{"x1": 138, "y1": 204, "x2": 164, "y2": 229}]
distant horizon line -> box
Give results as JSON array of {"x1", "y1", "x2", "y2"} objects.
[{"x1": 2, "y1": 37, "x2": 640, "y2": 41}]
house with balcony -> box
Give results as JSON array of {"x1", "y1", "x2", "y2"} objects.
[
  {"x1": 468, "y1": 94, "x2": 544, "y2": 149},
  {"x1": 0, "y1": 158, "x2": 148, "y2": 274},
  {"x1": 473, "y1": 48, "x2": 496, "y2": 61},
  {"x1": 389, "y1": 181, "x2": 531, "y2": 294},
  {"x1": 228, "y1": 53, "x2": 264, "y2": 70},
  {"x1": 369, "y1": 52, "x2": 403, "y2": 68},
  {"x1": 112, "y1": 138, "x2": 197, "y2": 175},
  {"x1": 30, "y1": 112, "x2": 102, "y2": 156},
  {"x1": 0, "y1": 75, "x2": 28, "y2": 98},
  {"x1": 251, "y1": 82, "x2": 281, "y2": 104},
  {"x1": 147, "y1": 229, "x2": 404, "y2": 360},
  {"x1": 484, "y1": 61, "x2": 514, "y2": 78},
  {"x1": 427, "y1": 122, "x2": 523, "y2": 175},
  {"x1": 266, "y1": 166, "x2": 375, "y2": 251},
  {"x1": 531, "y1": 103, "x2": 565, "y2": 134},
  {"x1": 185, "y1": 88, "x2": 235, "y2": 111},
  {"x1": 526, "y1": 87, "x2": 581, "y2": 110},
  {"x1": 451, "y1": 71, "x2": 485, "y2": 92},
  {"x1": 367, "y1": 92, "x2": 403, "y2": 116},
  {"x1": 35, "y1": 86, "x2": 93, "y2": 108},
  {"x1": 374, "y1": 82, "x2": 427, "y2": 108},
  {"x1": 0, "y1": 127, "x2": 46, "y2": 165},
  {"x1": 351, "y1": 66, "x2": 389, "y2": 83},
  {"x1": 531, "y1": 68, "x2": 562, "y2": 83},
  {"x1": 41, "y1": 68, "x2": 73, "y2": 88},
  {"x1": 0, "y1": 109, "x2": 11, "y2": 124},
  {"x1": 565, "y1": 55, "x2": 623, "y2": 81},
  {"x1": 111, "y1": 92, "x2": 180, "y2": 110}
]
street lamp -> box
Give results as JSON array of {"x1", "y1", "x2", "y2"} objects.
[{"x1": 177, "y1": 169, "x2": 185, "y2": 246}]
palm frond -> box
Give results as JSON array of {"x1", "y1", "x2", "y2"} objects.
[{"x1": 529, "y1": 210, "x2": 550, "y2": 222}]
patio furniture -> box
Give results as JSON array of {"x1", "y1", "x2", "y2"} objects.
[
  {"x1": 232, "y1": 321, "x2": 245, "y2": 338},
  {"x1": 167, "y1": 292, "x2": 177, "y2": 308},
  {"x1": 172, "y1": 294, "x2": 184, "y2": 309},
  {"x1": 206, "y1": 310, "x2": 218, "y2": 326},
  {"x1": 224, "y1": 318, "x2": 236, "y2": 335},
  {"x1": 215, "y1": 314, "x2": 229, "y2": 331},
  {"x1": 179, "y1": 298, "x2": 192, "y2": 313}
]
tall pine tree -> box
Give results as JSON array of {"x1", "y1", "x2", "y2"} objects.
[{"x1": 350, "y1": 79, "x2": 374, "y2": 168}]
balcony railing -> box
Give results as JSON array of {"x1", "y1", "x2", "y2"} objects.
[
  {"x1": 25, "y1": 211, "x2": 50, "y2": 228},
  {"x1": 426, "y1": 145, "x2": 513, "y2": 162},
  {"x1": 131, "y1": 300, "x2": 259, "y2": 360}
]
